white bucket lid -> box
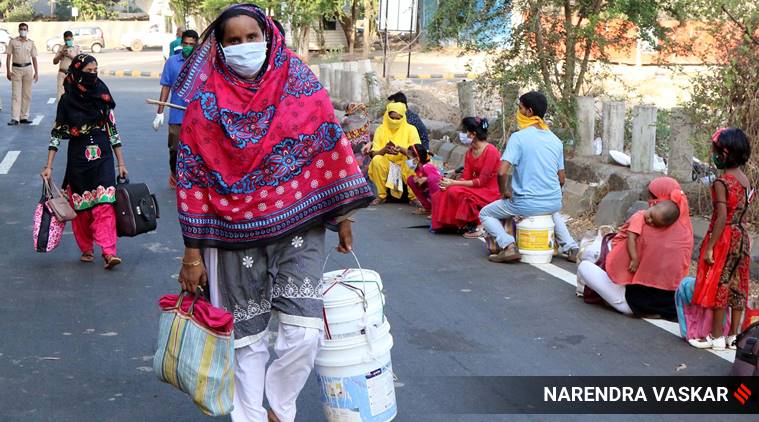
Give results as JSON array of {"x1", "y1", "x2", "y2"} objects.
[
  {"x1": 322, "y1": 269, "x2": 383, "y2": 306},
  {"x1": 323, "y1": 268, "x2": 382, "y2": 286}
]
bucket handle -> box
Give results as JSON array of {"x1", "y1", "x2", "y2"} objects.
[{"x1": 321, "y1": 249, "x2": 386, "y2": 336}]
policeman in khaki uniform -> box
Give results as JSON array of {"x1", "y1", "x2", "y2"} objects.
[
  {"x1": 53, "y1": 31, "x2": 80, "y2": 102},
  {"x1": 6, "y1": 23, "x2": 38, "y2": 125}
]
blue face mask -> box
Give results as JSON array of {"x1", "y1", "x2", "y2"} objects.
[
  {"x1": 405, "y1": 159, "x2": 417, "y2": 170},
  {"x1": 65, "y1": 39, "x2": 74, "y2": 47}
]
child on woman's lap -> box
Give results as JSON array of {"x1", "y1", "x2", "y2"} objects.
[{"x1": 611, "y1": 200, "x2": 681, "y2": 273}]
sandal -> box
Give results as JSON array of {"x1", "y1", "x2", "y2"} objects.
[
  {"x1": 80, "y1": 252, "x2": 95, "y2": 263},
  {"x1": 412, "y1": 207, "x2": 431, "y2": 215},
  {"x1": 370, "y1": 197, "x2": 386, "y2": 206},
  {"x1": 103, "y1": 254, "x2": 122, "y2": 270},
  {"x1": 409, "y1": 199, "x2": 424, "y2": 209},
  {"x1": 463, "y1": 226, "x2": 484, "y2": 239}
]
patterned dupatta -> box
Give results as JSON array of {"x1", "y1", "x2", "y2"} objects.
[{"x1": 173, "y1": 3, "x2": 373, "y2": 249}]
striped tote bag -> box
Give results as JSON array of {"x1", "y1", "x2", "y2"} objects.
[{"x1": 153, "y1": 292, "x2": 235, "y2": 416}]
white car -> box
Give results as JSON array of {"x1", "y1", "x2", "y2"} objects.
[
  {"x1": 0, "y1": 29, "x2": 11, "y2": 54},
  {"x1": 120, "y1": 25, "x2": 174, "y2": 53}
]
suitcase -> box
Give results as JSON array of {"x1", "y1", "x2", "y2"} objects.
[{"x1": 115, "y1": 178, "x2": 159, "y2": 237}]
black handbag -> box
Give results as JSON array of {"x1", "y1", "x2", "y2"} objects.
[{"x1": 114, "y1": 177, "x2": 159, "y2": 237}]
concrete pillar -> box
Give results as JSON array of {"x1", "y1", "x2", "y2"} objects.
[
  {"x1": 329, "y1": 63, "x2": 342, "y2": 94},
  {"x1": 457, "y1": 80, "x2": 476, "y2": 119},
  {"x1": 333, "y1": 69, "x2": 345, "y2": 100},
  {"x1": 366, "y1": 71, "x2": 382, "y2": 102},
  {"x1": 346, "y1": 61, "x2": 359, "y2": 72},
  {"x1": 601, "y1": 101, "x2": 626, "y2": 162},
  {"x1": 575, "y1": 96, "x2": 595, "y2": 156},
  {"x1": 668, "y1": 107, "x2": 694, "y2": 183},
  {"x1": 357, "y1": 59, "x2": 372, "y2": 74},
  {"x1": 318, "y1": 64, "x2": 332, "y2": 93},
  {"x1": 309, "y1": 65, "x2": 320, "y2": 79},
  {"x1": 347, "y1": 71, "x2": 364, "y2": 103},
  {"x1": 340, "y1": 70, "x2": 353, "y2": 102},
  {"x1": 630, "y1": 105, "x2": 657, "y2": 173}
]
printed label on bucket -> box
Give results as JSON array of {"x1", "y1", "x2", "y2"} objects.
[
  {"x1": 318, "y1": 362, "x2": 397, "y2": 421},
  {"x1": 517, "y1": 229, "x2": 553, "y2": 251}
]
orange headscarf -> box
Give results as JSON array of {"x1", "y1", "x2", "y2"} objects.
[{"x1": 607, "y1": 177, "x2": 694, "y2": 291}]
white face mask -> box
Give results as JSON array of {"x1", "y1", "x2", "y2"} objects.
[
  {"x1": 19, "y1": 30, "x2": 28, "y2": 38},
  {"x1": 223, "y1": 41, "x2": 267, "y2": 79},
  {"x1": 459, "y1": 132, "x2": 473, "y2": 145},
  {"x1": 405, "y1": 159, "x2": 417, "y2": 170}
]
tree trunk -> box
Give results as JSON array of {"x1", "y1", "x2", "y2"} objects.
[
  {"x1": 340, "y1": 18, "x2": 355, "y2": 54},
  {"x1": 297, "y1": 25, "x2": 311, "y2": 61},
  {"x1": 362, "y1": 0, "x2": 375, "y2": 58}
]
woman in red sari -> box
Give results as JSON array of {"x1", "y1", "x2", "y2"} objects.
[{"x1": 431, "y1": 117, "x2": 500, "y2": 235}]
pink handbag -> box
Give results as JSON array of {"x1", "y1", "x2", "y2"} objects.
[{"x1": 33, "y1": 184, "x2": 65, "y2": 253}]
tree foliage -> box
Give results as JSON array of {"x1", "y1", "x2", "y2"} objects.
[
  {"x1": 197, "y1": 0, "x2": 356, "y2": 59},
  {"x1": 428, "y1": 0, "x2": 690, "y2": 131},
  {"x1": 170, "y1": 0, "x2": 201, "y2": 27},
  {"x1": 0, "y1": 0, "x2": 35, "y2": 21},
  {"x1": 684, "y1": 1, "x2": 759, "y2": 219}
]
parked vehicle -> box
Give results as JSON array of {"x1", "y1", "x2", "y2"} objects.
[
  {"x1": 121, "y1": 25, "x2": 174, "y2": 53},
  {"x1": 0, "y1": 29, "x2": 11, "y2": 54},
  {"x1": 46, "y1": 27, "x2": 105, "y2": 54}
]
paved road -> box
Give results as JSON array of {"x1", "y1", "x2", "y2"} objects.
[{"x1": 0, "y1": 76, "x2": 741, "y2": 421}]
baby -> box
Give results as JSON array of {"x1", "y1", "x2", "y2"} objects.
[{"x1": 617, "y1": 200, "x2": 681, "y2": 273}]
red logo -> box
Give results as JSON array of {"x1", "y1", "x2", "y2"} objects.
[{"x1": 734, "y1": 384, "x2": 751, "y2": 405}]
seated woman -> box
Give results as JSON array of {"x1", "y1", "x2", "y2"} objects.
[
  {"x1": 431, "y1": 117, "x2": 500, "y2": 237},
  {"x1": 367, "y1": 102, "x2": 421, "y2": 206},
  {"x1": 577, "y1": 177, "x2": 693, "y2": 320},
  {"x1": 406, "y1": 144, "x2": 441, "y2": 215},
  {"x1": 341, "y1": 103, "x2": 371, "y2": 176}
]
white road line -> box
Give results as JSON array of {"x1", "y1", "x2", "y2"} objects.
[
  {"x1": 30, "y1": 115, "x2": 44, "y2": 126},
  {"x1": 47, "y1": 97, "x2": 55, "y2": 104},
  {"x1": 0, "y1": 151, "x2": 21, "y2": 174},
  {"x1": 530, "y1": 263, "x2": 576, "y2": 285},
  {"x1": 529, "y1": 262, "x2": 735, "y2": 363}
]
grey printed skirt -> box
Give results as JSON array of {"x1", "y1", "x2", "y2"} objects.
[{"x1": 204, "y1": 225, "x2": 325, "y2": 348}]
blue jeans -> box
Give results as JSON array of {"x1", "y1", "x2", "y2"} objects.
[{"x1": 479, "y1": 199, "x2": 578, "y2": 252}]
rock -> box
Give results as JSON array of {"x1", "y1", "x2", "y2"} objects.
[
  {"x1": 562, "y1": 179, "x2": 598, "y2": 217},
  {"x1": 429, "y1": 139, "x2": 444, "y2": 155},
  {"x1": 447, "y1": 146, "x2": 468, "y2": 169},
  {"x1": 424, "y1": 119, "x2": 458, "y2": 141},
  {"x1": 625, "y1": 201, "x2": 648, "y2": 221},
  {"x1": 565, "y1": 156, "x2": 655, "y2": 199},
  {"x1": 594, "y1": 190, "x2": 640, "y2": 227},
  {"x1": 436, "y1": 142, "x2": 457, "y2": 163}
]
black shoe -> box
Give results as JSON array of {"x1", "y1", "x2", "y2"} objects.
[
  {"x1": 7, "y1": 120, "x2": 18, "y2": 126},
  {"x1": 19, "y1": 119, "x2": 32, "y2": 124}
]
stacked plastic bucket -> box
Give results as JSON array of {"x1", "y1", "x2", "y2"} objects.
[{"x1": 316, "y1": 259, "x2": 397, "y2": 422}]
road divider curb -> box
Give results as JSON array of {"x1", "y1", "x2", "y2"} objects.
[
  {"x1": 101, "y1": 70, "x2": 162, "y2": 79},
  {"x1": 98, "y1": 69, "x2": 477, "y2": 81},
  {"x1": 391, "y1": 72, "x2": 478, "y2": 80}
]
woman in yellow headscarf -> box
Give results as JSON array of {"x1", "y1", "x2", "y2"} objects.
[{"x1": 368, "y1": 102, "x2": 421, "y2": 205}]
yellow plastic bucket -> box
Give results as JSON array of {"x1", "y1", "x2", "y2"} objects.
[{"x1": 517, "y1": 215, "x2": 555, "y2": 264}]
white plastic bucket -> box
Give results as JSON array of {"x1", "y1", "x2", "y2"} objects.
[
  {"x1": 322, "y1": 269, "x2": 385, "y2": 339},
  {"x1": 516, "y1": 215, "x2": 555, "y2": 264},
  {"x1": 316, "y1": 321, "x2": 397, "y2": 422}
]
